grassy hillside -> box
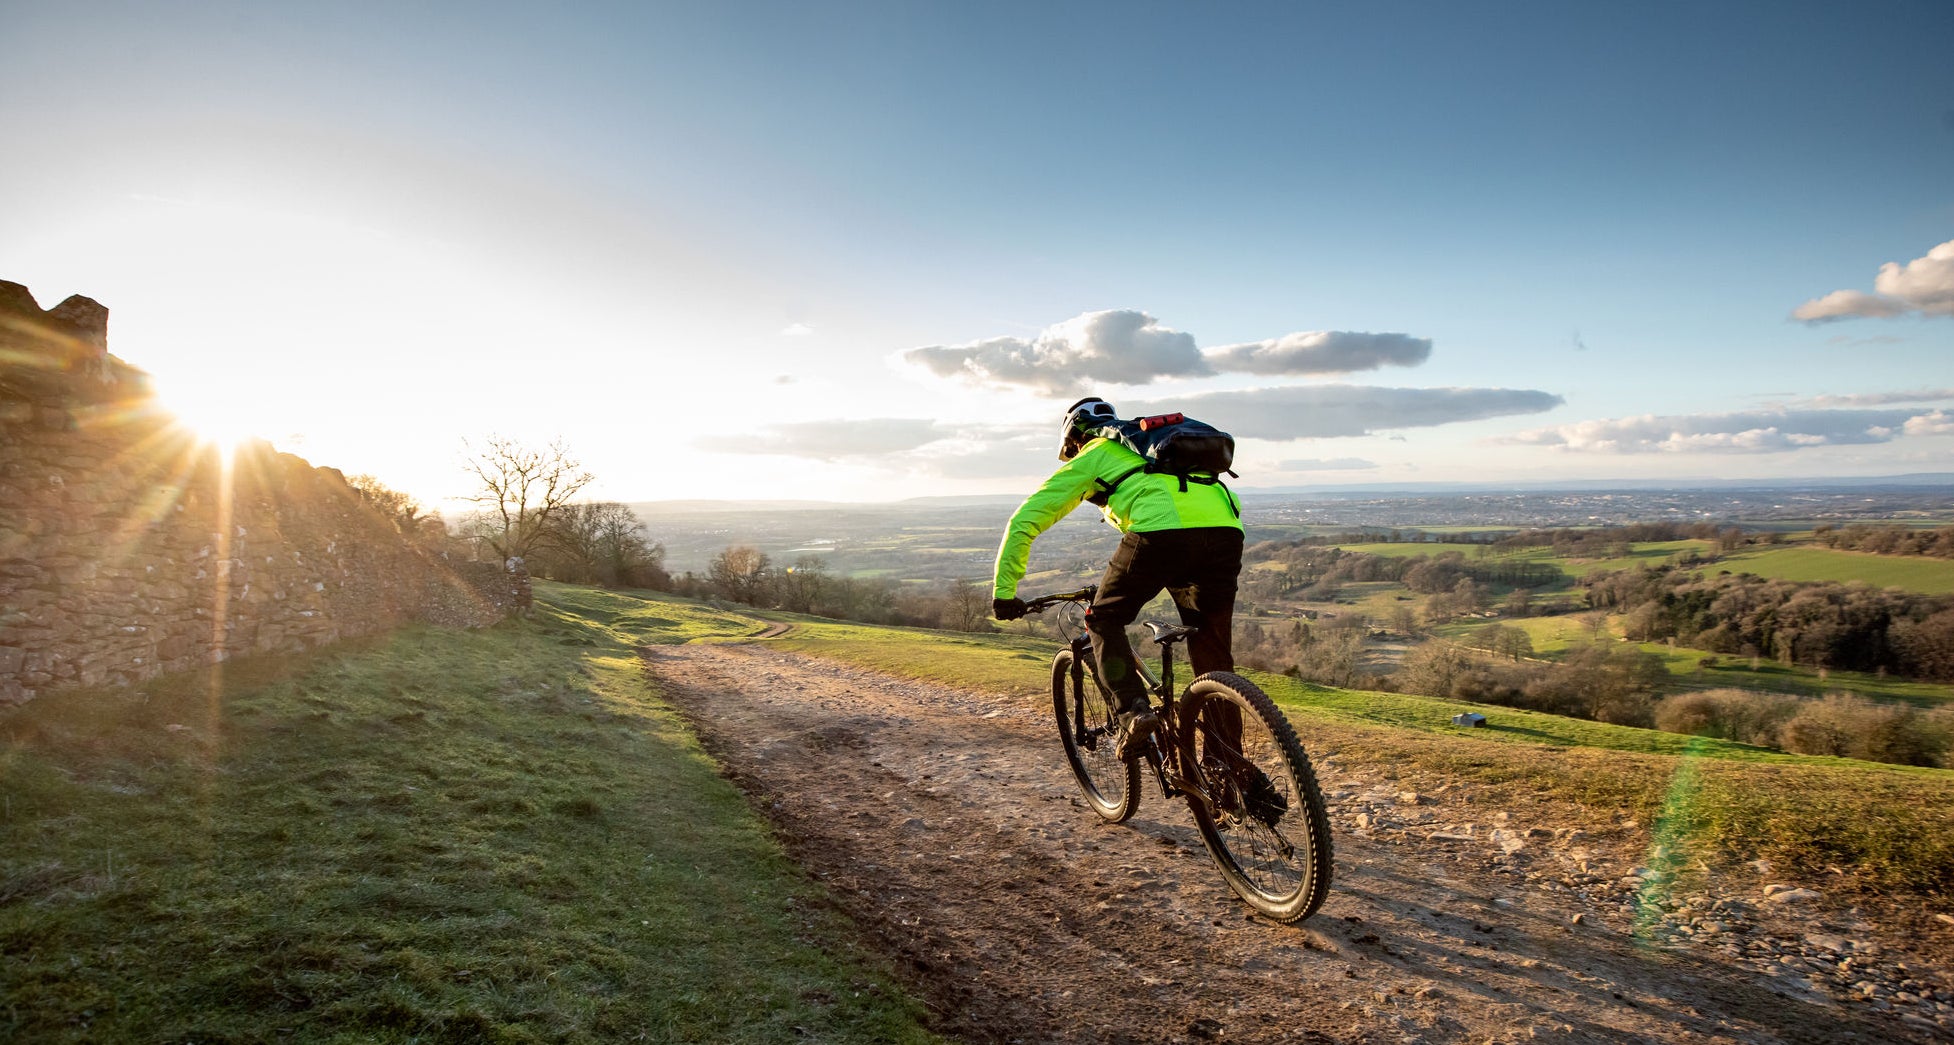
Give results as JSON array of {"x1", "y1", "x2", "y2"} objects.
[
  {"x1": 773, "y1": 606, "x2": 1954, "y2": 893},
  {"x1": 7, "y1": 580, "x2": 1948, "y2": 1045},
  {"x1": 1258, "y1": 680, "x2": 1954, "y2": 893},
  {"x1": 1, "y1": 585, "x2": 938, "y2": 1045}
]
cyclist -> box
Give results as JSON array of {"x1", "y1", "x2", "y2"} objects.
[{"x1": 992, "y1": 396, "x2": 1244, "y2": 761}]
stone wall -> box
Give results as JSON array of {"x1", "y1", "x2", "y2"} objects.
[{"x1": 0, "y1": 280, "x2": 524, "y2": 706}]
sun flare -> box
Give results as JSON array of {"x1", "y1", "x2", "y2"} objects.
[{"x1": 156, "y1": 372, "x2": 275, "y2": 456}]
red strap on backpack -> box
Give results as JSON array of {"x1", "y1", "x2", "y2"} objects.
[{"x1": 1137, "y1": 413, "x2": 1184, "y2": 431}]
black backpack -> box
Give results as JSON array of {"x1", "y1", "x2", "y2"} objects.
[{"x1": 1087, "y1": 412, "x2": 1237, "y2": 499}]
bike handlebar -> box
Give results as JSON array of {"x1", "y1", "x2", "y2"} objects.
[{"x1": 1023, "y1": 586, "x2": 1097, "y2": 613}]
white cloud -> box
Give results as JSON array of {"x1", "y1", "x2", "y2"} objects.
[
  {"x1": 779, "y1": 322, "x2": 815, "y2": 336},
  {"x1": 1505, "y1": 407, "x2": 1948, "y2": 454},
  {"x1": 1791, "y1": 289, "x2": 1907, "y2": 322},
  {"x1": 904, "y1": 310, "x2": 1205, "y2": 395},
  {"x1": 1205, "y1": 331, "x2": 1430, "y2": 375},
  {"x1": 1792, "y1": 239, "x2": 1954, "y2": 322},
  {"x1": 716, "y1": 418, "x2": 954, "y2": 459},
  {"x1": 903, "y1": 310, "x2": 1432, "y2": 394},
  {"x1": 1128, "y1": 385, "x2": 1563, "y2": 440},
  {"x1": 1904, "y1": 410, "x2": 1954, "y2": 436}
]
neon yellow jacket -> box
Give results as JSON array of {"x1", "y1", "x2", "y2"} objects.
[{"x1": 992, "y1": 437, "x2": 1242, "y2": 599}]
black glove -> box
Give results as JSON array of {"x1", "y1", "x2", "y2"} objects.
[{"x1": 993, "y1": 597, "x2": 1028, "y2": 621}]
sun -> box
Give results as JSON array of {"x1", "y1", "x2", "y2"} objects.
[{"x1": 155, "y1": 371, "x2": 275, "y2": 456}]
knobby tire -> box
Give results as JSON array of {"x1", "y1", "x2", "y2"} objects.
[
  {"x1": 1179, "y1": 671, "x2": 1333, "y2": 922},
  {"x1": 1051, "y1": 648, "x2": 1141, "y2": 824}
]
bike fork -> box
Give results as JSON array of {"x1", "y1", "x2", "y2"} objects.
[
  {"x1": 1069, "y1": 640, "x2": 1092, "y2": 747},
  {"x1": 1145, "y1": 746, "x2": 1181, "y2": 800}
]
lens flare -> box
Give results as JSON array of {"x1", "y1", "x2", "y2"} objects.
[{"x1": 1634, "y1": 736, "x2": 1713, "y2": 942}]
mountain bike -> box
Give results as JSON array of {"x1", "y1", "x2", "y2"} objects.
[{"x1": 1026, "y1": 586, "x2": 1333, "y2": 923}]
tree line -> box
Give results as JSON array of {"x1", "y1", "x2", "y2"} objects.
[
  {"x1": 1580, "y1": 565, "x2": 1954, "y2": 682},
  {"x1": 1241, "y1": 544, "x2": 1564, "y2": 612},
  {"x1": 346, "y1": 436, "x2": 672, "y2": 591},
  {"x1": 1236, "y1": 617, "x2": 1673, "y2": 728},
  {"x1": 348, "y1": 436, "x2": 1004, "y2": 629},
  {"x1": 1813, "y1": 523, "x2": 1954, "y2": 559}
]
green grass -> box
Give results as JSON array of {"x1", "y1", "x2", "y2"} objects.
[
  {"x1": 1716, "y1": 545, "x2": 1954, "y2": 594},
  {"x1": 1, "y1": 585, "x2": 938, "y2": 1045},
  {"x1": 771, "y1": 617, "x2": 1060, "y2": 695},
  {"x1": 1262, "y1": 689, "x2": 1954, "y2": 893}
]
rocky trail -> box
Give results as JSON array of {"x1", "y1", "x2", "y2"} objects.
[{"x1": 643, "y1": 640, "x2": 1952, "y2": 1045}]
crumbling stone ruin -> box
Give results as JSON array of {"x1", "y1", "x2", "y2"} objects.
[{"x1": 0, "y1": 280, "x2": 524, "y2": 706}]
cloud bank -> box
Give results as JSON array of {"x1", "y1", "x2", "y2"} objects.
[
  {"x1": 1505, "y1": 408, "x2": 1953, "y2": 454},
  {"x1": 1792, "y1": 239, "x2": 1954, "y2": 322},
  {"x1": 1128, "y1": 385, "x2": 1564, "y2": 440},
  {"x1": 904, "y1": 310, "x2": 1431, "y2": 394},
  {"x1": 1204, "y1": 331, "x2": 1431, "y2": 375}
]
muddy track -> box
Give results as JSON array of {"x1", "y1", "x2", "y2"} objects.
[{"x1": 644, "y1": 641, "x2": 1945, "y2": 1045}]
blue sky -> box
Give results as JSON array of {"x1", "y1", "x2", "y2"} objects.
[{"x1": 3, "y1": 1, "x2": 1951, "y2": 505}]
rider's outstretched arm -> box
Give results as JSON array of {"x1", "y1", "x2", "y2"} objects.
[{"x1": 991, "y1": 450, "x2": 1102, "y2": 599}]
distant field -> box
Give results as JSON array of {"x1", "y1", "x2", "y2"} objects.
[
  {"x1": 1328, "y1": 541, "x2": 1484, "y2": 560},
  {"x1": 1327, "y1": 539, "x2": 1714, "y2": 575},
  {"x1": 1325, "y1": 538, "x2": 1954, "y2": 595},
  {"x1": 1331, "y1": 581, "x2": 1417, "y2": 621},
  {"x1": 1716, "y1": 545, "x2": 1954, "y2": 594}
]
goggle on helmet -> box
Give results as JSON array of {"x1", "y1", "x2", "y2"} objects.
[{"x1": 1060, "y1": 397, "x2": 1116, "y2": 460}]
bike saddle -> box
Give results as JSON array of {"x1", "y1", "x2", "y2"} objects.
[{"x1": 1143, "y1": 620, "x2": 1198, "y2": 644}]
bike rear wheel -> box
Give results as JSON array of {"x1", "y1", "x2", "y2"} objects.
[
  {"x1": 1051, "y1": 648, "x2": 1141, "y2": 823},
  {"x1": 1179, "y1": 671, "x2": 1332, "y2": 922}
]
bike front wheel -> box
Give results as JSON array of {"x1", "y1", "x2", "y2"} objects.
[
  {"x1": 1051, "y1": 648, "x2": 1141, "y2": 823},
  {"x1": 1179, "y1": 671, "x2": 1333, "y2": 922}
]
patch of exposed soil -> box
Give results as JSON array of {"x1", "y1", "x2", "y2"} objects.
[{"x1": 644, "y1": 640, "x2": 1951, "y2": 1045}]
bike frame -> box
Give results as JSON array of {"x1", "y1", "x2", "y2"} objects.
[{"x1": 1060, "y1": 621, "x2": 1213, "y2": 808}]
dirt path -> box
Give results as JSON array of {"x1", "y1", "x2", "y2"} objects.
[{"x1": 644, "y1": 641, "x2": 1949, "y2": 1045}]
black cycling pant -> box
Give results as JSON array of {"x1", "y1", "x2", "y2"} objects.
[{"x1": 1084, "y1": 526, "x2": 1243, "y2": 712}]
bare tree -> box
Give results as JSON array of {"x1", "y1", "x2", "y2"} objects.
[
  {"x1": 530, "y1": 501, "x2": 667, "y2": 588},
  {"x1": 777, "y1": 555, "x2": 828, "y2": 613},
  {"x1": 946, "y1": 578, "x2": 990, "y2": 632},
  {"x1": 461, "y1": 435, "x2": 594, "y2": 561},
  {"x1": 709, "y1": 545, "x2": 773, "y2": 606},
  {"x1": 591, "y1": 504, "x2": 669, "y2": 589}
]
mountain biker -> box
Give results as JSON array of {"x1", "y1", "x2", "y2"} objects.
[{"x1": 992, "y1": 396, "x2": 1244, "y2": 761}]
